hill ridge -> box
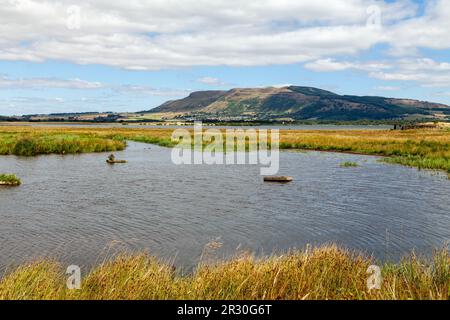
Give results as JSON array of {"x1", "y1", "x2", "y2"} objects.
[{"x1": 146, "y1": 86, "x2": 450, "y2": 121}]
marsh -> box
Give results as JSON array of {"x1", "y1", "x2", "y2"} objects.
[{"x1": 0, "y1": 141, "x2": 449, "y2": 272}]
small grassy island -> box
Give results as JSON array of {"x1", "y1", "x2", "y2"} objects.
[
  {"x1": 340, "y1": 162, "x2": 359, "y2": 168},
  {"x1": 0, "y1": 174, "x2": 21, "y2": 186}
]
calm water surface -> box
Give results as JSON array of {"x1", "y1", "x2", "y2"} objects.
[{"x1": 0, "y1": 142, "x2": 449, "y2": 271}]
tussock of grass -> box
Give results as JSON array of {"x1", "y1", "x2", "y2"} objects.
[
  {"x1": 0, "y1": 174, "x2": 21, "y2": 185},
  {"x1": 340, "y1": 162, "x2": 359, "y2": 168},
  {"x1": 0, "y1": 246, "x2": 448, "y2": 300}
]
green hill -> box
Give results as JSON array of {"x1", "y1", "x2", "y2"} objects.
[{"x1": 146, "y1": 86, "x2": 450, "y2": 121}]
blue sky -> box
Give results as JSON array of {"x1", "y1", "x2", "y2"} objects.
[{"x1": 1, "y1": 0, "x2": 449, "y2": 116}]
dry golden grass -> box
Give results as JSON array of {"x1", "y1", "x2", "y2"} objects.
[{"x1": 0, "y1": 245, "x2": 448, "y2": 300}]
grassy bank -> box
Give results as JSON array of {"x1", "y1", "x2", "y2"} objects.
[
  {"x1": 0, "y1": 245, "x2": 448, "y2": 300},
  {"x1": 279, "y1": 129, "x2": 450, "y2": 175},
  {"x1": 120, "y1": 127, "x2": 450, "y2": 175},
  {"x1": 0, "y1": 131, "x2": 126, "y2": 156},
  {"x1": 0, "y1": 174, "x2": 21, "y2": 186},
  {"x1": 0, "y1": 126, "x2": 449, "y2": 175}
]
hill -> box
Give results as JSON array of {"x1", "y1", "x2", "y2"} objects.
[{"x1": 145, "y1": 86, "x2": 450, "y2": 121}]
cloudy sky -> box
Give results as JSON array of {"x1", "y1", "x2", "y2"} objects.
[{"x1": 1, "y1": 0, "x2": 450, "y2": 115}]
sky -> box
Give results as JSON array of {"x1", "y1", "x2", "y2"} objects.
[{"x1": 1, "y1": 0, "x2": 450, "y2": 116}]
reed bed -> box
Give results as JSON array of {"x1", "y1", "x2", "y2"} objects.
[{"x1": 0, "y1": 245, "x2": 448, "y2": 300}]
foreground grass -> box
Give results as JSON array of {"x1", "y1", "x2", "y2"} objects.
[
  {"x1": 0, "y1": 126, "x2": 449, "y2": 175},
  {"x1": 0, "y1": 174, "x2": 21, "y2": 185},
  {"x1": 0, "y1": 245, "x2": 448, "y2": 300}
]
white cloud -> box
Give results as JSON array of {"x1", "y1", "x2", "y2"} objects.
[
  {"x1": 396, "y1": 58, "x2": 450, "y2": 72},
  {"x1": 270, "y1": 84, "x2": 294, "y2": 88},
  {"x1": 375, "y1": 86, "x2": 401, "y2": 91},
  {"x1": 305, "y1": 58, "x2": 392, "y2": 72},
  {"x1": 0, "y1": 0, "x2": 426, "y2": 70},
  {"x1": 197, "y1": 77, "x2": 227, "y2": 86},
  {"x1": 306, "y1": 57, "x2": 450, "y2": 89},
  {"x1": 0, "y1": 75, "x2": 189, "y2": 96},
  {"x1": 369, "y1": 58, "x2": 450, "y2": 88},
  {"x1": 113, "y1": 85, "x2": 190, "y2": 96},
  {"x1": 0, "y1": 0, "x2": 449, "y2": 104},
  {"x1": 0, "y1": 76, "x2": 103, "y2": 89},
  {"x1": 385, "y1": 1, "x2": 450, "y2": 55},
  {"x1": 370, "y1": 71, "x2": 450, "y2": 88}
]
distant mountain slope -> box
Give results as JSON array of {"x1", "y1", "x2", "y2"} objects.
[
  {"x1": 150, "y1": 91, "x2": 227, "y2": 113},
  {"x1": 146, "y1": 86, "x2": 450, "y2": 121}
]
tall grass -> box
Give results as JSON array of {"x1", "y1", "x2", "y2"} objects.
[
  {"x1": 0, "y1": 131, "x2": 126, "y2": 156},
  {"x1": 0, "y1": 245, "x2": 447, "y2": 300}
]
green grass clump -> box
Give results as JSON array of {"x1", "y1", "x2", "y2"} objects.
[
  {"x1": 340, "y1": 162, "x2": 359, "y2": 168},
  {"x1": 128, "y1": 135, "x2": 175, "y2": 148},
  {"x1": 383, "y1": 155, "x2": 450, "y2": 174},
  {"x1": 0, "y1": 174, "x2": 21, "y2": 186},
  {"x1": 0, "y1": 132, "x2": 126, "y2": 156},
  {"x1": 0, "y1": 245, "x2": 448, "y2": 300}
]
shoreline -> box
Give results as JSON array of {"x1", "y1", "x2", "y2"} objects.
[{"x1": 1, "y1": 125, "x2": 449, "y2": 176}]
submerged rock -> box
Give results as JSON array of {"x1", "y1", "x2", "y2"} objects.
[
  {"x1": 263, "y1": 176, "x2": 293, "y2": 183},
  {"x1": 106, "y1": 154, "x2": 127, "y2": 164},
  {"x1": 106, "y1": 159, "x2": 128, "y2": 164}
]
